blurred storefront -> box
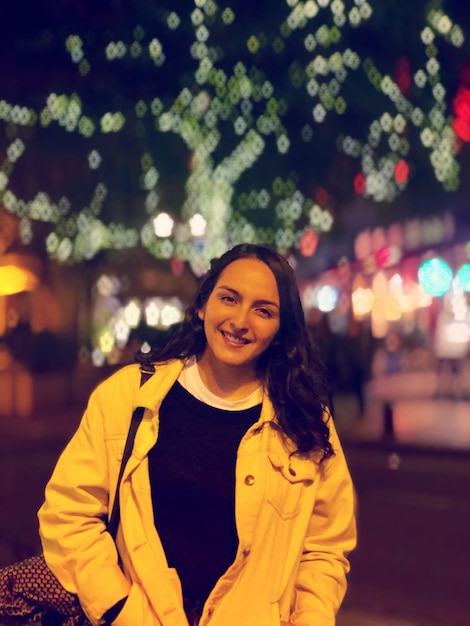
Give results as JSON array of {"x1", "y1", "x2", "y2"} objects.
[
  {"x1": 0, "y1": 208, "x2": 199, "y2": 417},
  {"x1": 0, "y1": 227, "x2": 86, "y2": 416},
  {"x1": 299, "y1": 213, "x2": 470, "y2": 449},
  {"x1": 2, "y1": 200, "x2": 470, "y2": 451},
  {"x1": 82, "y1": 247, "x2": 198, "y2": 369},
  {"x1": 0, "y1": 207, "x2": 75, "y2": 416}
]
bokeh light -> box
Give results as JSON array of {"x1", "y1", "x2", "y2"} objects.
[
  {"x1": 0, "y1": 1, "x2": 468, "y2": 267},
  {"x1": 418, "y1": 257, "x2": 453, "y2": 297}
]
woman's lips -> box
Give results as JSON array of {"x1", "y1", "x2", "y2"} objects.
[{"x1": 221, "y1": 330, "x2": 250, "y2": 345}]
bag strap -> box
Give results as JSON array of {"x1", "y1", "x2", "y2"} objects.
[{"x1": 107, "y1": 362, "x2": 155, "y2": 539}]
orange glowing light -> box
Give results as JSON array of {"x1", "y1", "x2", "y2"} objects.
[
  {"x1": 0, "y1": 254, "x2": 41, "y2": 295},
  {"x1": 352, "y1": 287, "x2": 374, "y2": 318},
  {"x1": 0, "y1": 265, "x2": 38, "y2": 295}
]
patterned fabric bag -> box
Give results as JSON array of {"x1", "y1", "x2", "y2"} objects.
[{"x1": 0, "y1": 555, "x2": 90, "y2": 625}]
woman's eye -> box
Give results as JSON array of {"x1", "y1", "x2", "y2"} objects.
[
  {"x1": 220, "y1": 295, "x2": 236, "y2": 303},
  {"x1": 257, "y1": 307, "x2": 272, "y2": 317}
]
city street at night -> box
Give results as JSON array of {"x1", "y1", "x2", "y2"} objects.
[{"x1": 2, "y1": 2, "x2": 470, "y2": 625}]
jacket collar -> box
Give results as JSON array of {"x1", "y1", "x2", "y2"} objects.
[{"x1": 125, "y1": 359, "x2": 320, "y2": 481}]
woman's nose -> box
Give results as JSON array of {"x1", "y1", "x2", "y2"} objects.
[{"x1": 230, "y1": 306, "x2": 249, "y2": 328}]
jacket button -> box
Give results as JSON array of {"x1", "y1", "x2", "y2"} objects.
[{"x1": 244, "y1": 474, "x2": 255, "y2": 486}]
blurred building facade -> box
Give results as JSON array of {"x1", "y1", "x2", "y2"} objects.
[
  {"x1": 300, "y1": 212, "x2": 470, "y2": 449},
  {"x1": 2, "y1": 206, "x2": 470, "y2": 451}
]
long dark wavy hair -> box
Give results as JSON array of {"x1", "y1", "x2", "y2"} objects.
[{"x1": 137, "y1": 244, "x2": 333, "y2": 459}]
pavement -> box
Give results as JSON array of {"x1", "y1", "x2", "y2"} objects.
[{"x1": 1, "y1": 399, "x2": 469, "y2": 626}]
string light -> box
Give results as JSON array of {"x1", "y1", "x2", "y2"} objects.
[{"x1": 0, "y1": 1, "x2": 468, "y2": 266}]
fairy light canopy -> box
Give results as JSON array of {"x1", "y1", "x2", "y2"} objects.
[{"x1": 0, "y1": 0, "x2": 469, "y2": 276}]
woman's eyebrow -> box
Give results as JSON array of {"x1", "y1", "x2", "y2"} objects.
[
  {"x1": 215, "y1": 285, "x2": 239, "y2": 296},
  {"x1": 255, "y1": 299, "x2": 280, "y2": 310},
  {"x1": 216, "y1": 285, "x2": 280, "y2": 309}
]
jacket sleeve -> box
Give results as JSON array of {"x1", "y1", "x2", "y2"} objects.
[
  {"x1": 290, "y1": 417, "x2": 357, "y2": 626},
  {"x1": 38, "y1": 373, "x2": 136, "y2": 625}
]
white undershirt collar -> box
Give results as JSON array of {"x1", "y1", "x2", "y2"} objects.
[{"x1": 178, "y1": 356, "x2": 263, "y2": 410}]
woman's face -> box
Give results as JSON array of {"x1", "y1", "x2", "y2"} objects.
[{"x1": 198, "y1": 258, "x2": 281, "y2": 376}]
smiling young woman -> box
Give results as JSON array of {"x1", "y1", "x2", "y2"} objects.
[
  {"x1": 38, "y1": 244, "x2": 356, "y2": 626},
  {"x1": 196, "y1": 257, "x2": 281, "y2": 400}
]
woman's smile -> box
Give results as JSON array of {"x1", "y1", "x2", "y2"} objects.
[{"x1": 220, "y1": 330, "x2": 250, "y2": 346}]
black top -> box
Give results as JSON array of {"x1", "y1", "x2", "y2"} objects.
[{"x1": 148, "y1": 381, "x2": 262, "y2": 610}]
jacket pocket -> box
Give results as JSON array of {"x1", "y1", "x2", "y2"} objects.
[
  {"x1": 112, "y1": 581, "x2": 158, "y2": 626},
  {"x1": 266, "y1": 451, "x2": 317, "y2": 520}
]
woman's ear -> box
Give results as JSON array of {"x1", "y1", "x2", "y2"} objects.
[{"x1": 197, "y1": 309, "x2": 204, "y2": 321}]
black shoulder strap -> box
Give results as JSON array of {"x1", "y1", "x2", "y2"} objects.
[{"x1": 107, "y1": 363, "x2": 155, "y2": 539}]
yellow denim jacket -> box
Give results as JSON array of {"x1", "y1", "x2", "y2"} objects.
[{"x1": 38, "y1": 360, "x2": 356, "y2": 626}]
